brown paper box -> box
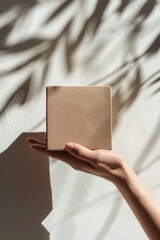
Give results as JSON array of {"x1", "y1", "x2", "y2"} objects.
[{"x1": 46, "y1": 86, "x2": 112, "y2": 150}]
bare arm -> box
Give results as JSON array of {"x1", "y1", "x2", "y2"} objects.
[
  {"x1": 27, "y1": 138, "x2": 160, "y2": 239},
  {"x1": 115, "y1": 162, "x2": 160, "y2": 240}
]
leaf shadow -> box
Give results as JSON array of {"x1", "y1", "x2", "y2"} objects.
[
  {"x1": 0, "y1": 21, "x2": 17, "y2": 46},
  {"x1": 1, "y1": 38, "x2": 44, "y2": 52},
  {"x1": 88, "y1": 0, "x2": 110, "y2": 35},
  {"x1": 135, "y1": 0, "x2": 157, "y2": 23},
  {"x1": 44, "y1": 0, "x2": 74, "y2": 25},
  {"x1": 0, "y1": 75, "x2": 32, "y2": 116},
  {"x1": 0, "y1": 1, "x2": 160, "y2": 238},
  {"x1": 0, "y1": 0, "x2": 37, "y2": 14},
  {"x1": 116, "y1": 0, "x2": 131, "y2": 14},
  {"x1": 133, "y1": 118, "x2": 160, "y2": 171}
]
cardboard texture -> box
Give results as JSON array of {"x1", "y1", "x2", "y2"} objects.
[{"x1": 46, "y1": 86, "x2": 112, "y2": 150}]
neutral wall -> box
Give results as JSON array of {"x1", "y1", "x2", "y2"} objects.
[{"x1": 0, "y1": 1, "x2": 160, "y2": 240}]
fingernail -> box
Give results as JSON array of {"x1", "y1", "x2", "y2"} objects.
[
  {"x1": 65, "y1": 143, "x2": 75, "y2": 151},
  {"x1": 26, "y1": 138, "x2": 30, "y2": 143},
  {"x1": 30, "y1": 145, "x2": 39, "y2": 150},
  {"x1": 26, "y1": 137, "x2": 33, "y2": 144},
  {"x1": 30, "y1": 145, "x2": 35, "y2": 150}
]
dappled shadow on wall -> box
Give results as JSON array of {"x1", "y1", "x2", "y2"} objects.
[
  {"x1": 0, "y1": 0, "x2": 159, "y2": 122},
  {"x1": 0, "y1": 132, "x2": 51, "y2": 240},
  {"x1": 0, "y1": 0, "x2": 36, "y2": 14},
  {"x1": 0, "y1": 1, "x2": 160, "y2": 239}
]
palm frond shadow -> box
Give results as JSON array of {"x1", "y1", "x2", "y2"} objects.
[
  {"x1": 116, "y1": 0, "x2": 130, "y2": 14},
  {"x1": 0, "y1": 22, "x2": 73, "y2": 116},
  {"x1": 0, "y1": 0, "x2": 36, "y2": 14},
  {"x1": 0, "y1": 0, "x2": 112, "y2": 115},
  {"x1": 92, "y1": 32, "x2": 160, "y2": 86},
  {"x1": 112, "y1": 66, "x2": 142, "y2": 130},
  {"x1": 1, "y1": 38, "x2": 45, "y2": 52},
  {"x1": 148, "y1": 77, "x2": 160, "y2": 95},
  {"x1": 88, "y1": 0, "x2": 110, "y2": 35},
  {"x1": 0, "y1": 44, "x2": 49, "y2": 76},
  {"x1": 142, "y1": 69, "x2": 160, "y2": 95},
  {"x1": 1, "y1": 0, "x2": 159, "y2": 114},
  {"x1": 86, "y1": 2, "x2": 159, "y2": 237},
  {"x1": 44, "y1": 0, "x2": 74, "y2": 24},
  {"x1": 133, "y1": 118, "x2": 160, "y2": 171},
  {"x1": 144, "y1": 69, "x2": 160, "y2": 83},
  {"x1": 0, "y1": 21, "x2": 17, "y2": 45},
  {"x1": 0, "y1": 75, "x2": 32, "y2": 116},
  {"x1": 146, "y1": 32, "x2": 160, "y2": 56},
  {"x1": 0, "y1": 1, "x2": 160, "y2": 239},
  {"x1": 135, "y1": 0, "x2": 157, "y2": 22},
  {"x1": 64, "y1": 20, "x2": 90, "y2": 72},
  {"x1": 0, "y1": 0, "x2": 37, "y2": 45}
]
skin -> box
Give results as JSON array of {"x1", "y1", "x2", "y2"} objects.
[{"x1": 27, "y1": 136, "x2": 160, "y2": 240}]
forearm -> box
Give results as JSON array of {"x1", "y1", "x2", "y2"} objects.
[{"x1": 114, "y1": 163, "x2": 160, "y2": 240}]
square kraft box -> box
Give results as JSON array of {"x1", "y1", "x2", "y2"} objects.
[{"x1": 46, "y1": 86, "x2": 112, "y2": 150}]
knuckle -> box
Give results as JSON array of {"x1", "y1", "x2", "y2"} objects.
[{"x1": 74, "y1": 146, "x2": 84, "y2": 158}]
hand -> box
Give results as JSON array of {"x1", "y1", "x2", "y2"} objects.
[
  {"x1": 26, "y1": 135, "x2": 160, "y2": 239},
  {"x1": 26, "y1": 136, "x2": 127, "y2": 186}
]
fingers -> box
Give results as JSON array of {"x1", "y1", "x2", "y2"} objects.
[
  {"x1": 30, "y1": 143, "x2": 49, "y2": 154},
  {"x1": 65, "y1": 143, "x2": 98, "y2": 166},
  {"x1": 27, "y1": 140, "x2": 97, "y2": 167},
  {"x1": 27, "y1": 141, "x2": 110, "y2": 179},
  {"x1": 26, "y1": 137, "x2": 46, "y2": 146},
  {"x1": 28, "y1": 142, "x2": 81, "y2": 164},
  {"x1": 29, "y1": 143, "x2": 69, "y2": 160},
  {"x1": 64, "y1": 143, "x2": 117, "y2": 177},
  {"x1": 29, "y1": 143, "x2": 96, "y2": 173}
]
